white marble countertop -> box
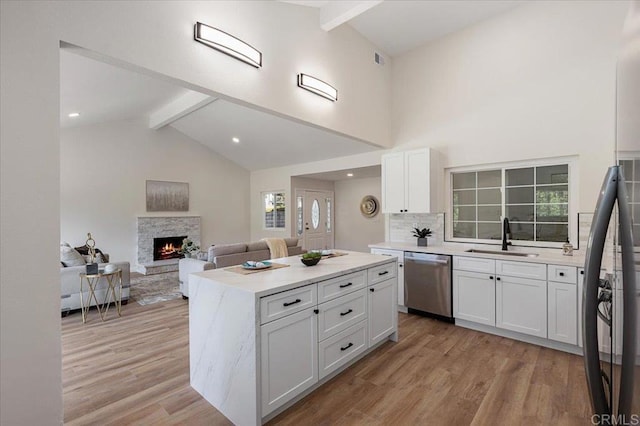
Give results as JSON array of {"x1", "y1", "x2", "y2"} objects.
[
  {"x1": 192, "y1": 251, "x2": 396, "y2": 297},
  {"x1": 369, "y1": 241, "x2": 587, "y2": 268}
]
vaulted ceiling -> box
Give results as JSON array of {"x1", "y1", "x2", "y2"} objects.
[{"x1": 60, "y1": 1, "x2": 522, "y2": 171}]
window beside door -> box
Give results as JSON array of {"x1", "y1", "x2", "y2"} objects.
[{"x1": 263, "y1": 191, "x2": 286, "y2": 230}]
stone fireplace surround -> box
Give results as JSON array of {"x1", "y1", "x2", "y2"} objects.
[{"x1": 137, "y1": 216, "x2": 200, "y2": 274}]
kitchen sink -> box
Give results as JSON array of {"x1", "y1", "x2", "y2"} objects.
[{"x1": 465, "y1": 249, "x2": 539, "y2": 257}]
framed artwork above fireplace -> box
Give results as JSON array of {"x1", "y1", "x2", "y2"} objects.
[{"x1": 146, "y1": 180, "x2": 189, "y2": 212}]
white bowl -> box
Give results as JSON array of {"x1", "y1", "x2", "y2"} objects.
[{"x1": 104, "y1": 264, "x2": 117, "y2": 273}]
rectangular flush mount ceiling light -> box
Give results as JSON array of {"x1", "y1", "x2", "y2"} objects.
[
  {"x1": 297, "y1": 73, "x2": 338, "y2": 102},
  {"x1": 194, "y1": 22, "x2": 262, "y2": 68}
]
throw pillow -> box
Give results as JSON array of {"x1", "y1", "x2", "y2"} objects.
[{"x1": 60, "y1": 245, "x2": 86, "y2": 267}]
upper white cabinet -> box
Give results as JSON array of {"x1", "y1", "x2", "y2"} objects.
[{"x1": 382, "y1": 148, "x2": 432, "y2": 214}]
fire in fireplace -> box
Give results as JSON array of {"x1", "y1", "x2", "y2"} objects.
[{"x1": 153, "y1": 236, "x2": 187, "y2": 261}]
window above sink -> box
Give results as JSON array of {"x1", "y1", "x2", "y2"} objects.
[{"x1": 447, "y1": 156, "x2": 578, "y2": 249}]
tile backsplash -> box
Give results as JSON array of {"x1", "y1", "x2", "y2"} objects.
[
  {"x1": 389, "y1": 213, "x2": 444, "y2": 244},
  {"x1": 389, "y1": 212, "x2": 602, "y2": 255}
]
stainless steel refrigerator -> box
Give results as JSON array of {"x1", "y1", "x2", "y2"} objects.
[{"x1": 582, "y1": 2, "x2": 640, "y2": 424}]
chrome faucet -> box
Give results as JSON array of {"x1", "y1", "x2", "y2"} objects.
[{"x1": 502, "y1": 217, "x2": 512, "y2": 251}]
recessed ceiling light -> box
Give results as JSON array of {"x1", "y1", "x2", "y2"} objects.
[
  {"x1": 232, "y1": 137, "x2": 240, "y2": 143},
  {"x1": 347, "y1": 173, "x2": 354, "y2": 177},
  {"x1": 68, "y1": 112, "x2": 80, "y2": 118}
]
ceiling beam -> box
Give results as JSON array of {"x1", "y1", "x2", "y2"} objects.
[
  {"x1": 149, "y1": 91, "x2": 216, "y2": 130},
  {"x1": 320, "y1": 0, "x2": 383, "y2": 32}
]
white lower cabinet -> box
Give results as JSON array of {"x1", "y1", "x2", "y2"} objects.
[
  {"x1": 578, "y1": 269, "x2": 584, "y2": 347},
  {"x1": 259, "y1": 260, "x2": 397, "y2": 420},
  {"x1": 318, "y1": 320, "x2": 368, "y2": 379},
  {"x1": 547, "y1": 281, "x2": 577, "y2": 345},
  {"x1": 261, "y1": 308, "x2": 318, "y2": 416},
  {"x1": 453, "y1": 270, "x2": 495, "y2": 326},
  {"x1": 368, "y1": 278, "x2": 396, "y2": 347},
  {"x1": 370, "y1": 249, "x2": 405, "y2": 309},
  {"x1": 496, "y1": 275, "x2": 547, "y2": 338}
]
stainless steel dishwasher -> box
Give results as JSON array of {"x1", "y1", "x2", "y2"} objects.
[{"x1": 404, "y1": 252, "x2": 453, "y2": 321}]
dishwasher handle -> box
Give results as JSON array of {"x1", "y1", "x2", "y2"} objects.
[{"x1": 404, "y1": 252, "x2": 450, "y2": 265}]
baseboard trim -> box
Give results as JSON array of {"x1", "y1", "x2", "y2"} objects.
[{"x1": 455, "y1": 319, "x2": 583, "y2": 356}]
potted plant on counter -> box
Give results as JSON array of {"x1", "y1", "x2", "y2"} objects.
[{"x1": 412, "y1": 227, "x2": 432, "y2": 247}]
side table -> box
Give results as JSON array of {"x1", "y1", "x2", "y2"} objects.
[{"x1": 78, "y1": 268, "x2": 122, "y2": 323}]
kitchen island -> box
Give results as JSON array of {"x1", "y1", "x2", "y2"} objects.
[{"x1": 189, "y1": 251, "x2": 398, "y2": 426}]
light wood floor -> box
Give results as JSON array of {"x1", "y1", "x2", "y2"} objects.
[{"x1": 62, "y1": 299, "x2": 593, "y2": 425}]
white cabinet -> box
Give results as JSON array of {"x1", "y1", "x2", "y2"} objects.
[
  {"x1": 578, "y1": 269, "x2": 584, "y2": 347},
  {"x1": 260, "y1": 308, "x2": 318, "y2": 416},
  {"x1": 547, "y1": 281, "x2": 577, "y2": 345},
  {"x1": 368, "y1": 278, "x2": 396, "y2": 347},
  {"x1": 496, "y1": 275, "x2": 547, "y2": 338},
  {"x1": 381, "y1": 148, "x2": 431, "y2": 214},
  {"x1": 370, "y1": 248, "x2": 405, "y2": 309},
  {"x1": 453, "y1": 270, "x2": 496, "y2": 326},
  {"x1": 381, "y1": 152, "x2": 405, "y2": 214},
  {"x1": 547, "y1": 265, "x2": 577, "y2": 345}
]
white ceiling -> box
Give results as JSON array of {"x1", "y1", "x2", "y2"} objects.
[
  {"x1": 296, "y1": 165, "x2": 381, "y2": 181},
  {"x1": 283, "y1": 0, "x2": 521, "y2": 56},
  {"x1": 169, "y1": 101, "x2": 377, "y2": 171},
  {"x1": 60, "y1": 49, "x2": 377, "y2": 171},
  {"x1": 60, "y1": 50, "x2": 189, "y2": 129},
  {"x1": 60, "y1": 1, "x2": 523, "y2": 170}
]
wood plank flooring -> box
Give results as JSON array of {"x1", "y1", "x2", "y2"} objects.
[{"x1": 62, "y1": 299, "x2": 593, "y2": 425}]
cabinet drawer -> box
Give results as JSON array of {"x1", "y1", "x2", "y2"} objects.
[
  {"x1": 317, "y1": 270, "x2": 366, "y2": 303},
  {"x1": 370, "y1": 249, "x2": 404, "y2": 262},
  {"x1": 547, "y1": 265, "x2": 577, "y2": 284},
  {"x1": 368, "y1": 262, "x2": 396, "y2": 285},
  {"x1": 318, "y1": 320, "x2": 368, "y2": 380},
  {"x1": 453, "y1": 256, "x2": 495, "y2": 274},
  {"x1": 318, "y1": 289, "x2": 367, "y2": 341},
  {"x1": 496, "y1": 260, "x2": 546, "y2": 280},
  {"x1": 260, "y1": 284, "x2": 317, "y2": 325}
]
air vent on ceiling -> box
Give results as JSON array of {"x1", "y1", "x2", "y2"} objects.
[{"x1": 374, "y1": 52, "x2": 385, "y2": 66}]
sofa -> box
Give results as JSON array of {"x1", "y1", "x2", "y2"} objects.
[
  {"x1": 179, "y1": 238, "x2": 303, "y2": 298},
  {"x1": 60, "y1": 244, "x2": 130, "y2": 315}
]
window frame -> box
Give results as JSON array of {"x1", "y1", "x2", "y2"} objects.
[
  {"x1": 262, "y1": 190, "x2": 287, "y2": 231},
  {"x1": 446, "y1": 156, "x2": 578, "y2": 249}
]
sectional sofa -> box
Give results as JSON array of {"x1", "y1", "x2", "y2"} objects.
[{"x1": 178, "y1": 238, "x2": 303, "y2": 297}]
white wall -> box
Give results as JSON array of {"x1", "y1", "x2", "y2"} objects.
[
  {"x1": 250, "y1": 150, "x2": 384, "y2": 240},
  {"x1": 1, "y1": 2, "x2": 391, "y2": 423},
  {"x1": 391, "y1": 1, "x2": 629, "y2": 212},
  {"x1": 334, "y1": 177, "x2": 384, "y2": 252},
  {"x1": 61, "y1": 119, "x2": 250, "y2": 265}
]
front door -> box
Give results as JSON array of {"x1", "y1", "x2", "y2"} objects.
[{"x1": 301, "y1": 190, "x2": 334, "y2": 251}]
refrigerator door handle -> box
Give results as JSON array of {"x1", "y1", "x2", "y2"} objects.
[
  {"x1": 583, "y1": 166, "x2": 618, "y2": 416},
  {"x1": 616, "y1": 168, "x2": 637, "y2": 417}
]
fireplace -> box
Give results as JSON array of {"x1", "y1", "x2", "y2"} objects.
[{"x1": 153, "y1": 236, "x2": 187, "y2": 261}]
